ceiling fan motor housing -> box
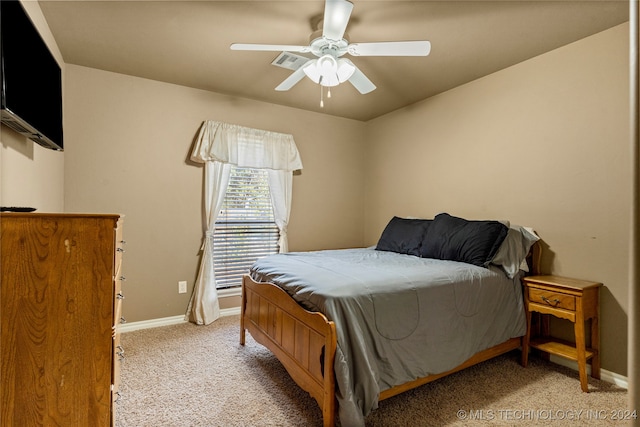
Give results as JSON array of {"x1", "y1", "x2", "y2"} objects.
[{"x1": 309, "y1": 36, "x2": 349, "y2": 58}]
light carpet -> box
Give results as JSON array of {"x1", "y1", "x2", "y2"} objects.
[{"x1": 115, "y1": 315, "x2": 629, "y2": 426}]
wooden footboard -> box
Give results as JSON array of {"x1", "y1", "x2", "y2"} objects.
[
  {"x1": 240, "y1": 275, "x2": 337, "y2": 427},
  {"x1": 241, "y1": 277, "x2": 521, "y2": 427}
]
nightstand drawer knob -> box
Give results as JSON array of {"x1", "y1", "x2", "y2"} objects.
[{"x1": 541, "y1": 295, "x2": 561, "y2": 306}]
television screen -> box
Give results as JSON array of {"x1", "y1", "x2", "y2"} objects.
[{"x1": 1, "y1": 0, "x2": 64, "y2": 151}]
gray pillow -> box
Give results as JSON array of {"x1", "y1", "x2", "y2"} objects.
[{"x1": 491, "y1": 225, "x2": 540, "y2": 278}]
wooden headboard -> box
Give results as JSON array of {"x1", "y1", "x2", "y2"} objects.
[{"x1": 525, "y1": 240, "x2": 542, "y2": 276}]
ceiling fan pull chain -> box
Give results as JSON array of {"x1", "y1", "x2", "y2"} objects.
[{"x1": 320, "y1": 77, "x2": 324, "y2": 107}]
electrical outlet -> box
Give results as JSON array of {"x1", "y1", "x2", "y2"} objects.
[{"x1": 178, "y1": 280, "x2": 187, "y2": 294}]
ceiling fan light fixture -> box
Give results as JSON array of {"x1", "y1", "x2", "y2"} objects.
[
  {"x1": 336, "y1": 59, "x2": 356, "y2": 83},
  {"x1": 303, "y1": 60, "x2": 321, "y2": 83},
  {"x1": 321, "y1": 75, "x2": 340, "y2": 87},
  {"x1": 304, "y1": 54, "x2": 342, "y2": 87},
  {"x1": 318, "y1": 55, "x2": 337, "y2": 74}
]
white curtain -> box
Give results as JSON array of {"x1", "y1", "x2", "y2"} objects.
[
  {"x1": 186, "y1": 121, "x2": 303, "y2": 325},
  {"x1": 267, "y1": 169, "x2": 292, "y2": 253},
  {"x1": 185, "y1": 161, "x2": 231, "y2": 325}
]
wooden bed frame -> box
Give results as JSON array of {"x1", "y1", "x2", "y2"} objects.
[{"x1": 240, "y1": 242, "x2": 542, "y2": 427}]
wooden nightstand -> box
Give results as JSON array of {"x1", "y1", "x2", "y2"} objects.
[{"x1": 521, "y1": 275, "x2": 602, "y2": 392}]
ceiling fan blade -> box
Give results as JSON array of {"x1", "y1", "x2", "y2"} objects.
[
  {"x1": 347, "y1": 41, "x2": 431, "y2": 56},
  {"x1": 322, "y1": 0, "x2": 354, "y2": 41},
  {"x1": 346, "y1": 62, "x2": 376, "y2": 94},
  {"x1": 275, "y1": 66, "x2": 310, "y2": 91},
  {"x1": 230, "y1": 43, "x2": 310, "y2": 53}
]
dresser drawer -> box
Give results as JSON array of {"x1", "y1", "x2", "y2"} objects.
[{"x1": 529, "y1": 288, "x2": 576, "y2": 311}]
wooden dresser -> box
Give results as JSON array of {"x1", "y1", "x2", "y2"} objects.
[{"x1": 1, "y1": 213, "x2": 125, "y2": 426}]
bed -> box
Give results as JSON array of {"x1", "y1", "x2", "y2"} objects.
[{"x1": 240, "y1": 213, "x2": 541, "y2": 426}]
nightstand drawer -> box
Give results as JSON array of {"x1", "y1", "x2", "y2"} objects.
[{"x1": 529, "y1": 288, "x2": 575, "y2": 311}]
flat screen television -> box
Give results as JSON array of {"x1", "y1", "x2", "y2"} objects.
[{"x1": 1, "y1": 0, "x2": 64, "y2": 151}]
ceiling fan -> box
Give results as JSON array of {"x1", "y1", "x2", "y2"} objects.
[{"x1": 230, "y1": 0, "x2": 431, "y2": 97}]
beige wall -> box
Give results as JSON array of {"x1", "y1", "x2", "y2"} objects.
[
  {"x1": 364, "y1": 23, "x2": 630, "y2": 375},
  {"x1": 0, "y1": 1, "x2": 64, "y2": 212},
  {"x1": 63, "y1": 65, "x2": 366, "y2": 323}
]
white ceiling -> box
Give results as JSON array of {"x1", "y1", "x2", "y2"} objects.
[{"x1": 38, "y1": 0, "x2": 629, "y2": 121}]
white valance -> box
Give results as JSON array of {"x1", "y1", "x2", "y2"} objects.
[{"x1": 191, "y1": 121, "x2": 303, "y2": 172}]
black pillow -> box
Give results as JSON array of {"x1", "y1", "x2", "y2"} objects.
[
  {"x1": 420, "y1": 213, "x2": 508, "y2": 267},
  {"x1": 376, "y1": 216, "x2": 432, "y2": 256}
]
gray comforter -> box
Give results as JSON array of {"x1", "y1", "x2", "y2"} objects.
[{"x1": 250, "y1": 248, "x2": 526, "y2": 426}]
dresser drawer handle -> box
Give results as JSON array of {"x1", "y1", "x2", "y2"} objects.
[
  {"x1": 541, "y1": 296, "x2": 561, "y2": 306},
  {"x1": 116, "y1": 345, "x2": 125, "y2": 361}
]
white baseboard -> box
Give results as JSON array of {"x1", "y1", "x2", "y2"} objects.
[
  {"x1": 549, "y1": 355, "x2": 628, "y2": 389},
  {"x1": 119, "y1": 306, "x2": 241, "y2": 333},
  {"x1": 220, "y1": 306, "x2": 241, "y2": 317}
]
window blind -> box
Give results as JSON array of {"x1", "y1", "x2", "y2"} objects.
[{"x1": 213, "y1": 167, "x2": 279, "y2": 289}]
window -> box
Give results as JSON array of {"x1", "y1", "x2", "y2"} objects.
[{"x1": 213, "y1": 166, "x2": 279, "y2": 289}]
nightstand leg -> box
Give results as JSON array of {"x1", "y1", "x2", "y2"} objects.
[
  {"x1": 522, "y1": 309, "x2": 532, "y2": 367},
  {"x1": 574, "y1": 311, "x2": 589, "y2": 392},
  {"x1": 591, "y1": 316, "x2": 601, "y2": 379}
]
